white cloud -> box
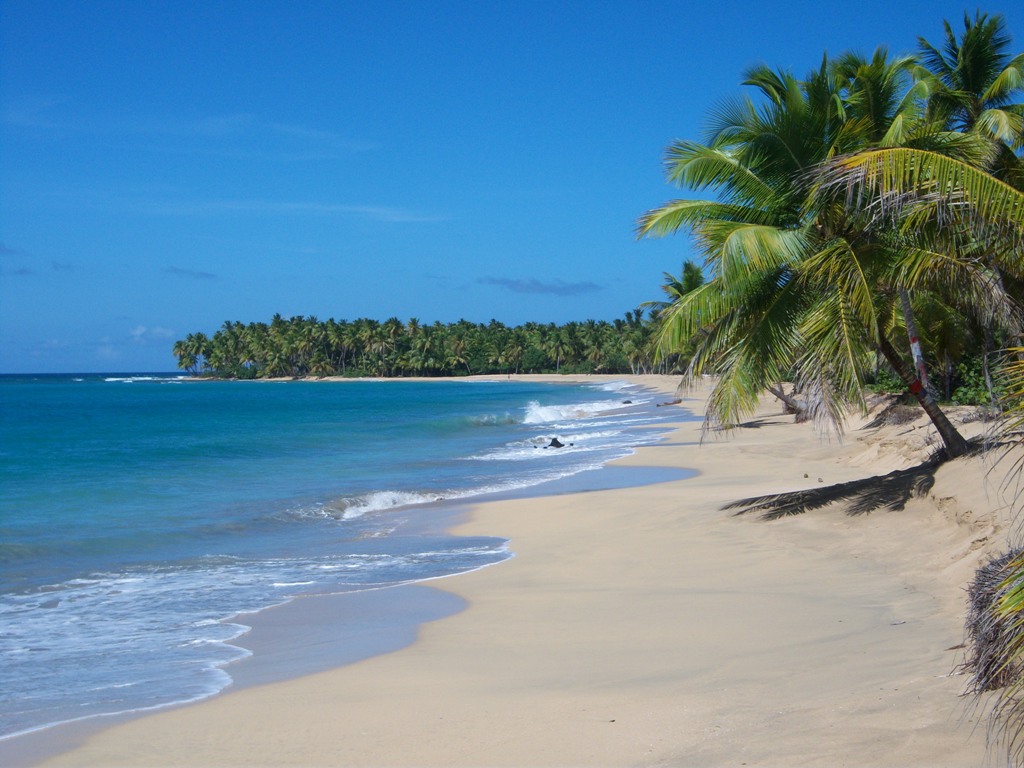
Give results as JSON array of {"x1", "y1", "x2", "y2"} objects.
[
  {"x1": 130, "y1": 325, "x2": 176, "y2": 343},
  {"x1": 95, "y1": 342, "x2": 120, "y2": 361}
]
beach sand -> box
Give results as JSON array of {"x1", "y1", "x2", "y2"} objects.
[{"x1": 28, "y1": 374, "x2": 1020, "y2": 766}]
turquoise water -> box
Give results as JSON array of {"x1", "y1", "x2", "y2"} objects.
[{"x1": 0, "y1": 374, "x2": 683, "y2": 740}]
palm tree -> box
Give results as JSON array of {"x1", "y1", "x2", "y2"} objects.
[
  {"x1": 185, "y1": 332, "x2": 210, "y2": 374},
  {"x1": 818, "y1": 146, "x2": 1024, "y2": 385},
  {"x1": 501, "y1": 334, "x2": 526, "y2": 375},
  {"x1": 639, "y1": 52, "x2": 978, "y2": 456},
  {"x1": 643, "y1": 261, "x2": 705, "y2": 318},
  {"x1": 640, "y1": 61, "x2": 850, "y2": 425},
  {"x1": 172, "y1": 338, "x2": 198, "y2": 374},
  {"x1": 918, "y1": 12, "x2": 1024, "y2": 157},
  {"x1": 445, "y1": 335, "x2": 472, "y2": 375},
  {"x1": 544, "y1": 328, "x2": 570, "y2": 373}
]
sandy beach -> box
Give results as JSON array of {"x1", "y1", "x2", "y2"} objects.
[{"x1": 20, "y1": 374, "x2": 1020, "y2": 766}]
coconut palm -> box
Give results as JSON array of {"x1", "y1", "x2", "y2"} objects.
[
  {"x1": 819, "y1": 146, "x2": 1024, "y2": 411},
  {"x1": 638, "y1": 62, "x2": 851, "y2": 430},
  {"x1": 917, "y1": 12, "x2": 1024, "y2": 156},
  {"x1": 642, "y1": 261, "x2": 705, "y2": 319},
  {"x1": 638, "y1": 50, "x2": 987, "y2": 456},
  {"x1": 916, "y1": 10, "x2": 1024, "y2": 385},
  {"x1": 445, "y1": 335, "x2": 472, "y2": 375},
  {"x1": 172, "y1": 338, "x2": 198, "y2": 374}
]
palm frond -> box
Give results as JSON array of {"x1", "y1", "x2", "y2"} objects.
[
  {"x1": 701, "y1": 223, "x2": 806, "y2": 286},
  {"x1": 967, "y1": 550, "x2": 1024, "y2": 761},
  {"x1": 636, "y1": 199, "x2": 775, "y2": 240},
  {"x1": 974, "y1": 107, "x2": 1024, "y2": 147},
  {"x1": 917, "y1": 33, "x2": 955, "y2": 86},
  {"x1": 796, "y1": 289, "x2": 871, "y2": 417},
  {"x1": 818, "y1": 148, "x2": 1024, "y2": 245},
  {"x1": 662, "y1": 141, "x2": 776, "y2": 204},
  {"x1": 982, "y1": 52, "x2": 1024, "y2": 104},
  {"x1": 654, "y1": 279, "x2": 737, "y2": 362},
  {"x1": 742, "y1": 64, "x2": 793, "y2": 107},
  {"x1": 702, "y1": 96, "x2": 758, "y2": 147},
  {"x1": 888, "y1": 235, "x2": 1024, "y2": 333},
  {"x1": 798, "y1": 238, "x2": 879, "y2": 338}
]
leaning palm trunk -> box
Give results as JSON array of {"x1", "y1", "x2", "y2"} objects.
[
  {"x1": 899, "y1": 289, "x2": 930, "y2": 389},
  {"x1": 768, "y1": 383, "x2": 809, "y2": 421},
  {"x1": 983, "y1": 326, "x2": 999, "y2": 405},
  {"x1": 878, "y1": 337, "x2": 970, "y2": 458}
]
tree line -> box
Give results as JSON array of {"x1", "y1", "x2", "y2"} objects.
[{"x1": 172, "y1": 311, "x2": 683, "y2": 379}]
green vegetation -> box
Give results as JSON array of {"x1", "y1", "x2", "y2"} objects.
[
  {"x1": 638, "y1": 18, "x2": 1023, "y2": 456},
  {"x1": 173, "y1": 313, "x2": 669, "y2": 378}
]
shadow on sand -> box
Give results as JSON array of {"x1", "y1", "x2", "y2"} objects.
[{"x1": 723, "y1": 439, "x2": 991, "y2": 521}]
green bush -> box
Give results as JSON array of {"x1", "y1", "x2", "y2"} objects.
[
  {"x1": 866, "y1": 367, "x2": 904, "y2": 394},
  {"x1": 952, "y1": 358, "x2": 995, "y2": 405}
]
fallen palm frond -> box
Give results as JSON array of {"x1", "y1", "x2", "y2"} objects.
[
  {"x1": 965, "y1": 549, "x2": 1024, "y2": 694},
  {"x1": 964, "y1": 548, "x2": 1024, "y2": 761},
  {"x1": 863, "y1": 399, "x2": 924, "y2": 428}
]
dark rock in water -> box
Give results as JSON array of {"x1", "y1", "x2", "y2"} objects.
[
  {"x1": 622, "y1": 400, "x2": 632, "y2": 404},
  {"x1": 547, "y1": 437, "x2": 565, "y2": 448}
]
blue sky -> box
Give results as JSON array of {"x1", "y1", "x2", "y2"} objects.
[{"x1": 1, "y1": 1, "x2": 1018, "y2": 373}]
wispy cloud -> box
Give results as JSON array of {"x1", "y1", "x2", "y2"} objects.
[
  {"x1": 0, "y1": 243, "x2": 36, "y2": 276},
  {"x1": 164, "y1": 266, "x2": 218, "y2": 280},
  {"x1": 212, "y1": 200, "x2": 444, "y2": 222},
  {"x1": 265, "y1": 121, "x2": 378, "y2": 152},
  {"x1": 95, "y1": 339, "x2": 121, "y2": 362},
  {"x1": 130, "y1": 325, "x2": 175, "y2": 343},
  {"x1": 0, "y1": 246, "x2": 76, "y2": 276},
  {"x1": 140, "y1": 198, "x2": 445, "y2": 223},
  {"x1": 1, "y1": 97, "x2": 66, "y2": 130},
  {"x1": 479, "y1": 277, "x2": 603, "y2": 296},
  {"x1": 2, "y1": 101, "x2": 376, "y2": 154}
]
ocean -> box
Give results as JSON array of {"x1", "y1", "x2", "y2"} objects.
[{"x1": 0, "y1": 374, "x2": 686, "y2": 742}]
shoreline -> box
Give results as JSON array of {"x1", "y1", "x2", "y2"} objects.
[
  {"x1": 14, "y1": 374, "x2": 1018, "y2": 766},
  {"x1": 0, "y1": 374, "x2": 684, "y2": 765}
]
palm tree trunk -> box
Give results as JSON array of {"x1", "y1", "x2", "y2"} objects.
[
  {"x1": 899, "y1": 290, "x2": 929, "y2": 389},
  {"x1": 943, "y1": 350, "x2": 953, "y2": 402},
  {"x1": 878, "y1": 336, "x2": 970, "y2": 458},
  {"x1": 983, "y1": 325, "x2": 998, "y2": 406},
  {"x1": 768, "y1": 383, "x2": 809, "y2": 421}
]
